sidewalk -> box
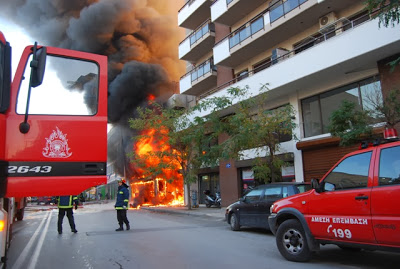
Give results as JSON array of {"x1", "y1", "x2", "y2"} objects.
[{"x1": 140, "y1": 204, "x2": 227, "y2": 221}]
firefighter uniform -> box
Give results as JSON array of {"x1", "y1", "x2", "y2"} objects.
[
  {"x1": 57, "y1": 195, "x2": 79, "y2": 234},
  {"x1": 115, "y1": 180, "x2": 130, "y2": 231}
]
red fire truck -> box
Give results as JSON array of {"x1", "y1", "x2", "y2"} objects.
[
  {"x1": 0, "y1": 31, "x2": 108, "y2": 267},
  {"x1": 269, "y1": 132, "x2": 400, "y2": 262}
]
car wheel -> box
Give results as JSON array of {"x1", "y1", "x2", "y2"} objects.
[
  {"x1": 229, "y1": 213, "x2": 240, "y2": 231},
  {"x1": 276, "y1": 219, "x2": 312, "y2": 262}
]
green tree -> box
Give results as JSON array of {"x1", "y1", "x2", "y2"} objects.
[
  {"x1": 366, "y1": 0, "x2": 400, "y2": 69},
  {"x1": 198, "y1": 85, "x2": 297, "y2": 183},
  {"x1": 329, "y1": 89, "x2": 400, "y2": 145},
  {"x1": 366, "y1": 0, "x2": 400, "y2": 27},
  {"x1": 328, "y1": 100, "x2": 373, "y2": 146}
]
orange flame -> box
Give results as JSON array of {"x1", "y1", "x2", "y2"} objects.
[{"x1": 131, "y1": 127, "x2": 184, "y2": 207}]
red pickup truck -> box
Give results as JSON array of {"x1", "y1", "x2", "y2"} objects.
[{"x1": 269, "y1": 135, "x2": 400, "y2": 262}]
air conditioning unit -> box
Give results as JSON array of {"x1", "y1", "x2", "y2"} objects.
[{"x1": 319, "y1": 12, "x2": 337, "y2": 28}]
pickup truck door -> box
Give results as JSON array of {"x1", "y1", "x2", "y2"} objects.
[
  {"x1": 371, "y1": 144, "x2": 400, "y2": 246},
  {"x1": 307, "y1": 150, "x2": 375, "y2": 244},
  {"x1": 4, "y1": 46, "x2": 108, "y2": 197}
]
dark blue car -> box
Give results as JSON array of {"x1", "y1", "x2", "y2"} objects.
[{"x1": 225, "y1": 182, "x2": 311, "y2": 231}]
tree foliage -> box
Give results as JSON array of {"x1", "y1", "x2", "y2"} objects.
[
  {"x1": 366, "y1": 0, "x2": 400, "y2": 27},
  {"x1": 328, "y1": 100, "x2": 373, "y2": 146},
  {"x1": 198, "y1": 85, "x2": 297, "y2": 183},
  {"x1": 366, "y1": 0, "x2": 400, "y2": 70},
  {"x1": 329, "y1": 89, "x2": 400, "y2": 145}
]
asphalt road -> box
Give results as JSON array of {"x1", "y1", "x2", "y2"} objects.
[{"x1": 6, "y1": 203, "x2": 400, "y2": 269}]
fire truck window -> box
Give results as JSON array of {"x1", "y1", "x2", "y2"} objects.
[
  {"x1": 379, "y1": 146, "x2": 400, "y2": 186},
  {"x1": 16, "y1": 55, "x2": 99, "y2": 115},
  {"x1": 322, "y1": 151, "x2": 372, "y2": 191}
]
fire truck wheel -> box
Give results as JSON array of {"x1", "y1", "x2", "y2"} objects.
[
  {"x1": 229, "y1": 213, "x2": 240, "y2": 231},
  {"x1": 276, "y1": 219, "x2": 312, "y2": 262}
]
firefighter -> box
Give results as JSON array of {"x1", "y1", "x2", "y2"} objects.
[
  {"x1": 57, "y1": 195, "x2": 79, "y2": 234},
  {"x1": 115, "y1": 179, "x2": 130, "y2": 231}
]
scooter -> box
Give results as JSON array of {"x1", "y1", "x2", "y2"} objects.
[{"x1": 203, "y1": 190, "x2": 221, "y2": 208}]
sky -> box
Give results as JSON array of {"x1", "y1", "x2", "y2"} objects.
[{"x1": 0, "y1": 18, "x2": 34, "y2": 76}]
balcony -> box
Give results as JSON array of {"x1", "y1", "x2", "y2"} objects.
[
  {"x1": 213, "y1": 0, "x2": 352, "y2": 67},
  {"x1": 179, "y1": 58, "x2": 217, "y2": 96},
  {"x1": 195, "y1": 16, "x2": 400, "y2": 116},
  {"x1": 179, "y1": 20, "x2": 216, "y2": 62},
  {"x1": 178, "y1": 0, "x2": 213, "y2": 30},
  {"x1": 211, "y1": 0, "x2": 266, "y2": 26}
]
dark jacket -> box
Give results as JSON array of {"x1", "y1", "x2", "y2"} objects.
[
  {"x1": 115, "y1": 184, "x2": 129, "y2": 210},
  {"x1": 57, "y1": 195, "x2": 78, "y2": 209}
]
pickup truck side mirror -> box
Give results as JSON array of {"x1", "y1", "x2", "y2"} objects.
[{"x1": 311, "y1": 178, "x2": 321, "y2": 193}]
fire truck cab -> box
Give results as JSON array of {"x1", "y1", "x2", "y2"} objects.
[
  {"x1": 269, "y1": 134, "x2": 400, "y2": 262},
  {"x1": 1, "y1": 31, "x2": 108, "y2": 267}
]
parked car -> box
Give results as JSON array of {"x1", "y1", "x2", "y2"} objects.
[
  {"x1": 36, "y1": 196, "x2": 56, "y2": 205},
  {"x1": 225, "y1": 182, "x2": 311, "y2": 231},
  {"x1": 268, "y1": 137, "x2": 400, "y2": 262}
]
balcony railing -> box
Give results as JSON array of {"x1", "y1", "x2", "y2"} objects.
[
  {"x1": 180, "y1": 58, "x2": 217, "y2": 82},
  {"x1": 226, "y1": 0, "x2": 308, "y2": 50},
  {"x1": 189, "y1": 20, "x2": 215, "y2": 46},
  {"x1": 270, "y1": 0, "x2": 308, "y2": 23},
  {"x1": 199, "y1": 13, "x2": 371, "y2": 100},
  {"x1": 229, "y1": 15, "x2": 264, "y2": 48}
]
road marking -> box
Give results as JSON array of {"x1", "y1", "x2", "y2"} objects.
[
  {"x1": 27, "y1": 210, "x2": 52, "y2": 269},
  {"x1": 11, "y1": 210, "x2": 50, "y2": 269}
]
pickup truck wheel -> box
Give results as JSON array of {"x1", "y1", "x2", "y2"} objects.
[
  {"x1": 276, "y1": 219, "x2": 312, "y2": 262},
  {"x1": 229, "y1": 213, "x2": 240, "y2": 231}
]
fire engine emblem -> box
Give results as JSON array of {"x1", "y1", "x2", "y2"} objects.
[{"x1": 42, "y1": 127, "x2": 73, "y2": 158}]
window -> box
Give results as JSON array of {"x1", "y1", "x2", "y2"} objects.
[
  {"x1": 236, "y1": 69, "x2": 248, "y2": 82},
  {"x1": 263, "y1": 186, "x2": 283, "y2": 201},
  {"x1": 244, "y1": 188, "x2": 263, "y2": 202},
  {"x1": 322, "y1": 152, "x2": 372, "y2": 191},
  {"x1": 301, "y1": 77, "x2": 382, "y2": 137},
  {"x1": 379, "y1": 146, "x2": 400, "y2": 186},
  {"x1": 17, "y1": 55, "x2": 99, "y2": 115},
  {"x1": 253, "y1": 58, "x2": 271, "y2": 74}
]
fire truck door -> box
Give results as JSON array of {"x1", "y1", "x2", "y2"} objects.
[{"x1": 4, "y1": 46, "x2": 108, "y2": 198}]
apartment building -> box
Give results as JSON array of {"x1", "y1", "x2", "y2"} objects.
[{"x1": 177, "y1": 0, "x2": 400, "y2": 206}]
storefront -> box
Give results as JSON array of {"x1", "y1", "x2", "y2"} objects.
[{"x1": 198, "y1": 173, "x2": 219, "y2": 204}]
